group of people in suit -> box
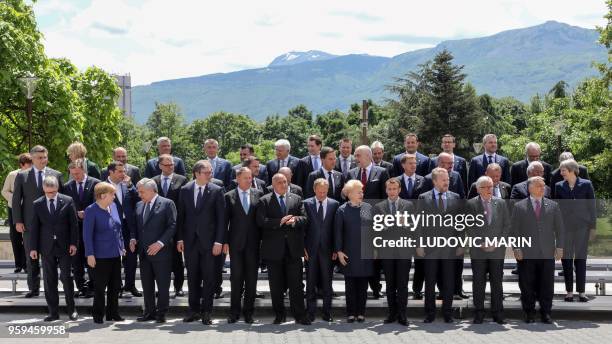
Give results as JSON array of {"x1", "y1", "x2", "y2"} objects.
[{"x1": 1, "y1": 131, "x2": 597, "y2": 325}]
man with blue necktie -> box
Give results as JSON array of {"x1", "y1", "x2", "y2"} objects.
[
  {"x1": 296, "y1": 135, "x2": 323, "y2": 189},
  {"x1": 468, "y1": 134, "x2": 511, "y2": 187},
  {"x1": 204, "y1": 138, "x2": 232, "y2": 187}
]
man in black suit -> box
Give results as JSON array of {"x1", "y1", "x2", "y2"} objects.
[
  {"x1": 231, "y1": 144, "x2": 268, "y2": 182},
  {"x1": 131, "y1": 179, "x2": 177, "y2": 323},
  {"x1": 144, "y1": 137, "x2": 187, "y2": 178},
  {"x1": 371, "y1": 141, "x2": 394, "y2": 176},
  {"x1": 304, "y1": 178, "x2": 339, "y2": 322},
  {"x1": 511, "y1": 161, "x2": 552, "y2": 199},
  {"x1": 267, "y1": 167, "x2": 302, "y2": 196},
  {"x1": 228, "y1": 156, "x2": 267, "y2": 194},
  {"x1": 512, "y1": 176, "x2": 565, "y2": 324},
  {"x1": 224, "y1": 167, "x2": 263, "y2": 324},
  {"x1": 468, "y1": 134, "x2": 511, "y2": 186},
  {"x1": 347, "y1": 145, "x2": 389, "y2": 298},
  {"x1": 265, "y1": 139, "x2": 300, "y2": 186},
  {"x1": 64, "y1": 159, "x2": 99, "y2": 298},
  {"x1": 429, "y1": 134, "x2": 468, "y2": 192},
  {"x1": 305, "y1": 146, "x2": 345, "y2": 202},
  {"x1": 334, "y1": 138, "x2": 357, "y2": 178},
  {"x1": 256, "y1": 173, "x2": 310, "y2": 325},
  {"x1": 177, "y1": 160, "x2": 226, "y2": 325},
  {"x1": 295, "y1": 135, "x2": 323, "y2": 189},
  {"x1": 375, "y1": 179, "x2": 414, "y2": 326},
  {"x1": 510, "y1": 142, "x2": 552, "y2": 186},
  {"x1": 416, "y1": 168, "x2": 463, "y2": 323},
  {"x1": 101, "y1": 147, "x2": 141, "y2": 183},
  {"x1": 204, "y1": 138, "x2": 233, "y2": 187},
  {"x1": 422, "y1": 153, "x2": 466, "y2": 199},
  {"x1": 152, "y1": 154, "x2": 188, "y2": 297},
  {"x1": 106, "y1": 161, "x2": 142, "y2": 297},
  {"x1": 466, "y1": 176, "x2": 510, "y2": 324},
  {"x1": 29, "y1": 175, "x2": 78, "y2": 321},
  {"x1": 549, "y1": 152, "x2": 590, "y2": 194},
  {"x1": 467, "y1": 163, "x2": 511, "y2": 199},
  {"x1": 392, "y1": 133, "x2": 431, "y2": 178},
  {"x1": 396, "y1": 153, "x2": 426, "y2": 200},
  {"x1": 12, "y1": 145, "x2": 64, "y2": 298}
]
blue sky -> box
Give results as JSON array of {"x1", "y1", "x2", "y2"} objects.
[{"x1": 32, "y1": 0, "x2": 608, "y2": 86}]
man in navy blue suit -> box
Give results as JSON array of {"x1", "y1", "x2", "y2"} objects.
[
  {"x1": 393, "y1": 133, "x2": 431, "y2": 178},
  {"x1": 296, "y1": 135, "x2": 323, "y2": 189},
  {"x1": 510, "y1": 142, "x2": 552, "y2": 186},
  {"x1": 265, "y1": 139, "x2": 301, "y2": 186},
  {"x1": 468, "y1": 134, "x2": 511, "y2": 187},
  {"x1": 204, "y1": 138, "x2": 233, "y2": 187},
  {"x1": 144, "y1": 137, "x2": 187, "y2": 178},
  {"x1": 422, "y1": 153, "x2": 466, "y2": 199},
  {"x1": 429, "y1": 134, "x2": 467, "y2": 192}
]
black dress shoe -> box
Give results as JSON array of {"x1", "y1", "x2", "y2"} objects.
[
  {"x1": 156, "y1": 315, "x2": 166, "y2": 323},
  {"x1": 214, "y1": 292, "x2": 224, "y2": 299},
  {"x1": 299, "y1": 317, "x2": 312, "y2": 325},
  {"x1": 227, "y1": 315, "x2": 238, "y2": 324},
  {"x1": 137, "y1": 313, "x2": 156, "y2": 322},
  {"x1": 383, "y1": 315, "x2": 397, "y2": 324},
  {"x1": 564, "y1": 295, "x2": 575, "y2": 302},
  {"x1": 398, "y1": 318, "x2": 409, "y2": 326},
  {"x1": 183, "y1": 313, "x2": 201, "y2": 322},
  {"x1": 423, "y1": 316, "x2": 435, "y2": 323},
  {"x1": 473, "y1": 315, "x2": 484, "y2": 324},
  {"x1": 541, "y1": 314, "x2": 553, "y2": 324},
  {"x1": 579, "y1": 295, "x2": 589, "y2": 302},
  {"x1": 201, "y1": 312, "x2": 212, "y2": 325},
  {"x1": 493, "y1": 318, "x2": 507, "y2": 325},
  {"x1": 25, "y1": 291, "x2": 39, "y2": 298},
  {"x1": 127, "y1": 287, "x2": 142, "y2": 297},
  {"x1": 255, "y1": 292, "x2": 264, "y2": 299},
  {"x1": 322, "y1": 313, "x2": 333, "y2": 322},
  {"x1": 457, "y1": 291, "x2": 469, "y2": 299},
  {"x1": 372, "y1": 291, "x2": 381, "y2": 299},
  {"x1": 524, "y1": 313, "x2": 535, "y2": 323},
  {"x1": 356, "y1": 315, "x2": 365, "y2": 323},
  {"x1": 175, "y1": 290, "x2": 185, "y2": 297},
  {"x1": 273, "y1": 315, "x2": 286, "y2": 324},
  {"x1": 444, "y1": 316, "x2": 454, "y2": 323},
  {"x1": 347, "y1": 316, "x2": 355, "y2": 323},
  {"x1": 511, "y1": 269, "x2": 519, "y2": 275},
  {"x1": 84, "y1": 290, "x2": 95, "y2": 298},
  {"x1": 68, "y1": 311, "x2": 78, "y2": 321},
  {"x1": 413, "y1": 291, "x2": 423, "y2": 300},
  {"x1": 44, "y1": 314, "x2": 59, "y2": 322},
  {"x1": 244, "y1": 315, "x2": 255, "y2": 324},
  {"x1": 14, "y1": 267, "x2": 23, "y2": 273},
  {"x1": 93, "y1": 317, "x2": 104, "y2": 324},
  {"x1": 106, "y1": 315, "x2": 125, "y2": 321},
  {"x1": 307, "y1": 313, "x2": 315, "y2": 323}
]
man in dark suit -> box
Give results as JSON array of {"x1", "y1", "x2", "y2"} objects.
[
  {"x1": 231, "y1": 144, "x2": 268, "y2": 182},
  {"x1": 177, "y1": 160, "x2": 226, "y2": 325},
  {"x1": 512, "y1": 176, "x2": 565, "y2": 324},
  {"x1": 105, "y1": 161, "x2": 142, "y2": 297},
  {"x1": 467, "y1": 163, "x2": 511, "y2": 199},
  {"x1": 266, "y1": 167, "x2": 302, "y2": 197},
  {"x1": 64, "y1": 159, "x2": 99, "y2": 298},
  {"x1": 468, "y1": 134, "x2": 511, "y2": 186},
  {"x1": 224, "y1": 167, "x2": 263, "y2": 324},
  {"x1": 296, "y1": 135, "x2": 323, "y2": 189},
  {"x1": 256, "y1": 173, "x2": 310, "y2": 325},
  {"x1": 265, "y1": 139, "x2": 300, "y2": 186},
  {"x1": 334, "y1": 138, "x2": 357, "y2": 178},
  {"x1": 305, "y1": 146, "x2": 345, "y2": 202},
  {"x1": 101, "y1": 147, "x2": 141, "y2": 184},
  {"x1": 393, "y1": 133, "x2": 431, "y2": 177},
  {"x1": 416, "y1": 168, "x2": 462, "y2": 323},
  {"x1": 375, "y1": 179, "x2": 414, "y2": 326},
  {"x1": 511, "y1": 161, "x2": 552, "y2": 199},
  {"x1": 12, "y1": 145, "x2": 64, "y2": 298},
  {"x1": 422, "y1": 153, "x2": 466, "y2": 199},
  {"x1": 510, "y1": 142, "x2": 552, "y2": 186},
  {"x1": 152, "y1": 154, "x2": 188, "y2": 297},
  {"x1": 144, "y1": 137, "x2": 187, "y2": 178},
  {"x1": 29, "y1": 175, "x2": 79, "y2": 321},
  {"x1": 204, "y1": 138, "x2": 233, "y2": 187},
  {"x1": 304, "y1": 178, "x2": 339, "y2": 322},
  {"x1": 549, "y1": 152, "x2": 590, "y2": 194},
  {"x1": 466, "y1": 176, "x2": 510, "y2": 324},
  {"x1": 429, "y1": 134, "x2": 468, "y2": 191},
  {"x1": 131, "y1": 179, "x2": 177, "y2": 323},
  {"x1": 371, "y1": 141, "x2": 394, "y2": 176},
  {"x1": 228, "y1": 156, "x2": 267, "y2": 194}
]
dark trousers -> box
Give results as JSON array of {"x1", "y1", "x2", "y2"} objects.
[
  {"x1": 7, "y1": 207, "x2": 26, "y2": 269},
  {"x1": 306, "y1": 250, "x2": 333, "y2": 316},
  {"x1": 172, "y1": 248, "x2": 185, "y2": 291},
  {"x1": 454, "y1": 257, "x2": 464, "y2": 294},
  {"x1": 41, "y1": 254, "x2": 75, "y2": 316},
  {"x1": 22, "y1": 230, "x2": 40, "y2": 292},
  {"x1": 424, "y1": 258, "x2": 454, "y2": 318},
  {"x1": 412, "y1": 258, "x2": 424, "y2": 293},
  {"x1": 471, "y1": 258, "x2": 504, "y2": 318},
  {"x1": 519, "y1": 259, "x2": 554, "y2": 316},
  {"x1": 382, "y1": 259, "x2": 412, "y2": 319},
  {"x1": 266, "y1": 248, "x2": 306, "y2": 320},
  {"x1": 140, "y1": 255, "x2": 171, "y2": 316},
  {"x1": 72, "y1": 223, "x2": 94, "y2": 291},
  {"x1": 344, "y1": 276, "x2": 368, "y2": 317},
  {"x1": 229, "y1": 247, "x2": 259, "y2": 317},
  {"x1": 185, "y1": 241, "x2": 215, "y2": 314},
  {"x1": 562, "y1": 228, "x2": 590, "y2": 293},
  {"x1": 121, "y1": 236, "x2": 137, "y2": 289},
  {"x1": 368, "y1": 259, "x2": 382, "y2": 294},
  {"x1": 214, "y1": 253, "x2": 225, "y2": 294},
  {"x1": 92, "y1": 257, "x2": 122, "y2": 319}
]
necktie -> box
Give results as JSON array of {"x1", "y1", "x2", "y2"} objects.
[
  {"x1": 534, "y1": 199, "x2": 541, "y2": 220},
  {"x1": 277, "y1": 159, "x2": 282, "y2": 170},
  {"x1": 241, "y1": 191, "x2": 249, "y2": 213},
  {"x1": 279, "y1": 195, "x2": 287, "y2": 215},
  {"x1": 78, "y1": 182, "x2": 84, "y2": 202},
  {"x1": 49, "y1": 198, "x2": 55, "y2": 214},
  {"x1": 390, "y1": 200, "x2": 396, "y2": 214},
  {"x1": 487, "y1": 155, "x2": 493, "y2": 164},
  {"x1": 407, "y1": 177, "x2": 414, "y2": 198},
  {"x1": 360, "y1": 168, "x2": 367, "y2": 191},
  {"x1": 342, "y1": 159, "x2": 348, "y2": 174},
  {"x1": 163, "y1": 177, "x2": 169, "y2": 196},
  {"x1": 437, "y1": 192, "x2": 444, "y2": 210},
  {"x1": 252, "y1": 179, "x2": 256, "y2": 188},
  {"x1": 312, "y1": 157, "x2": 320, "y2": 171},
  {"x1": 37, "y1": 170, "x2": 43, "y2": 190},
  {"x1": 196, "y1": 186, "x2": 204, "y2": 209},
  {"x1": 317, "y1": 200, "x2": 324, "y2": 221},
  {"x1": 143, "y1": 202, "x2": 150, "y2": 222},
  {"x1": 327, "y1": 171, "x2": 334, "y2": 196},
  {"x1": 494, "y1": 185, "x2": 501, "y2": 198},
  {"x1": 484, "y1": 200, "x2": 492, "y2": 225}
]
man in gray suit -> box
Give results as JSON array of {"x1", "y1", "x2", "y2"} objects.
[
  {"x1": 130, "y1": 178, "x2": 177, "y2": 323},
  {"x1": 12, "y1": 145, "x2": 64, "y2": 298}
]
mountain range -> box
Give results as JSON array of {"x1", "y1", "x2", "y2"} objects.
[{"x1": 131, "y1": 21, "x2": 606, "y2": 123}]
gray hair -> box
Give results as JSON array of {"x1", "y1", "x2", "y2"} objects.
[
  {"x1": 475, "y1": 176, "x2": 493, "y2": 188},
  {"x1": 43, "y1": 175, "x2": 59, "y2": 189},
  {"x1": 313, "y1": 178, "x2": 329, "y2": 189},
  {"x1": 527, "y1": 176, "x2": 545, "y2": 186},
  {"x1": 482, "y1": 134, "x2": 497, "y2": 145},
  {"x1": 278, "y1": 166, "x2": 292, "y2": 176},
  {"x1": 559, "y1": 159, "x2": 580, "y2": 176},
  {"x1": 157, "y1": 136, "x2": 171, "y2": 145},
  {"x1": 526, "y1": 161, "x2": 544, "y2": 176},
  {"x1": 370, "y1": 141, "x2": 384, "y2": 150},
  {"x1": 354, "y1": 145, "x2": 372, "y2": 159},
  {"x1": 486, "y1": 162, "x2": 502, "y2": 173},
  {"x1": 558, "y1": 151, "x2": 574, "y2": 162},
  {"x1": 30, "y1": 145, "x2": 47, "y2": 155},
  {"x1": 137, "y1": 178, "x2": 158, "y2": 193},
  {"x1": 525, "y1": 142, "x2": 541, "y2": 153},
  {"x1": 274, "y1": 139, "x2": 291, "y2": 151}
]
